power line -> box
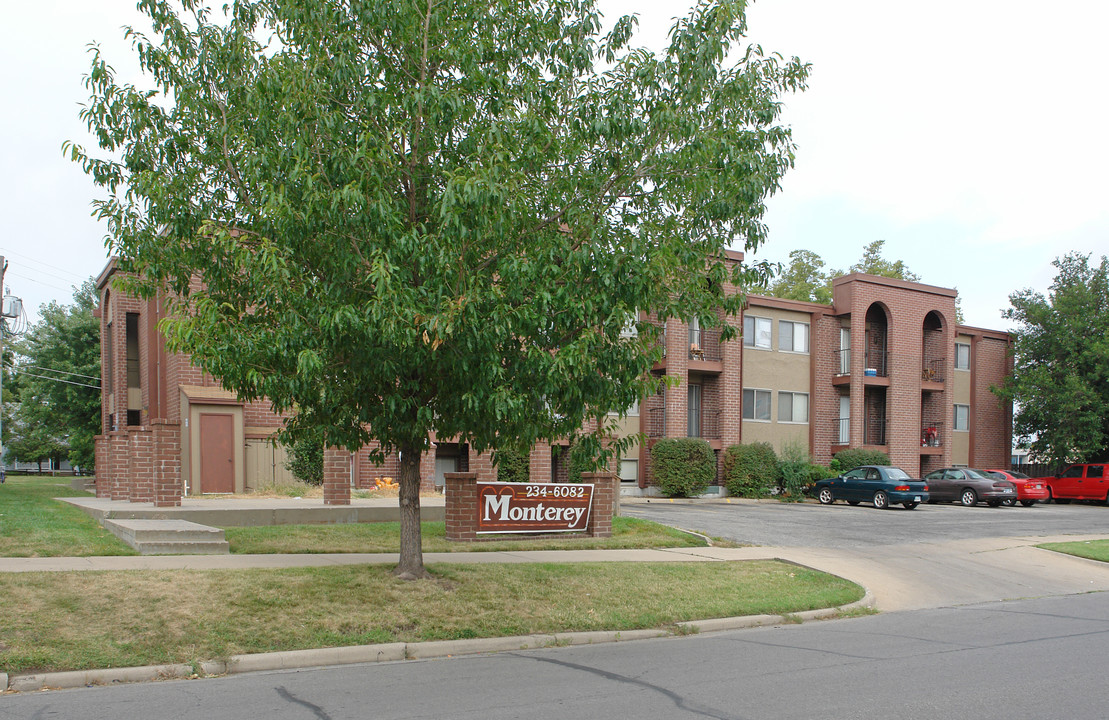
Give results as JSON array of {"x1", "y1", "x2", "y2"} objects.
[
  {"x1": 22, "y1": 365, "x2": 101, "y2": 382},
  {"x1": 5, "y1": 270, "x2": 72, "y2": 294},
  {"x1": 0, "y1": 247, "x2": 91, "y2": 284},
  {"x1": 12, "y1": 370, "x2": 101, "y2": 391}
]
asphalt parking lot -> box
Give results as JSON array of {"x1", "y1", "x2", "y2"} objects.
[{"x1": 621, "y1": 498, "x2": 1109, "y2": 548}]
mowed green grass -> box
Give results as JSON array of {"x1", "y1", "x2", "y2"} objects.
[
  {"x1": 0, "y1": 560, "x2": 863, "y2": 674},
  {"x1": 1038, "y1": 538, "x2": 1109, "y2": 563},
  {"x1": 0, "y1": 476, "x2": 135, "y2": 557},
  {"x1": 223, "y1": 517, "x2": 711, "y2": 554}
]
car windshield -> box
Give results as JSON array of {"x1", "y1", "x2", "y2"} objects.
[
  {"x1": 886, "y1": 468, "x2": 911, "y2": 480},
  {"x1": 964, "y1": 469, "x2": 992, "y2": 479}
]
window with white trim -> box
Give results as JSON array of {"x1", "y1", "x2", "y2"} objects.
[
  {"x1": 954, "y1": 404, "x2": 970, "y2": 431},
  {"x1": 955, "y1": 342, "x2": 970, "y2": 370},
  {"x1": 742, "y1": 388, "x2": 771, "y2": 420},
  {"x1": 743, "y1": 315, "x2": 772, "y2": 349},
  {"x1": 778, "y1": 321, "x2": 809, "y2": 353},
  {"x1": 778, "y1": 392, "x2": 809, "y2": 423},
  {"x1": 619, "y1": 459, "x2": 638, "y2": 483}
]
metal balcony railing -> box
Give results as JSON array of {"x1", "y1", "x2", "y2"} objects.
[
  {"x1": 865, "y1": 416, "x2": 887, "y2": 446},
  {"x1": 864, "y1": 351, "x2": 889, "y2": 378},
  {"x1": 834, "y1": 417, "x2": 849, "y2": 444},
  {"x1": 834, "y1": 349, "x2": 850, "y2": 376},
  {"x1": 920, "y1": 421, "x2": 944, "y2": 447},
  {"x1": 688, "y1": 328, "x2": 722, "y2": 362},
  {"x1": 921, "y1": 357, "x2": 946, "y2": 383}
]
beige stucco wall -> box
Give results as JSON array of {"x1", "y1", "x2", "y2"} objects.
[
  {"x1": 608, "y1": 409, "x2": 642, "y2": 482},
  {"x1": 742, "y1": 306, "x2": 812, "y2": 454},
  {"x1": 950, "y1": 333, "x2": 972, "y2": 464}
]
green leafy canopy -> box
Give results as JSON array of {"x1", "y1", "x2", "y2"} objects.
[
  {"x1": 70, "y1": 0, "x2": 808, "y2": 466},
  {"x1": 997, "y1": 253, "x2": 1109, "y2": 467}
]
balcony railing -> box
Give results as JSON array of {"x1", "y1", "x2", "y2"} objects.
[
  {"x1": 920, "y1": 421, "x2": 944, "y2": 447},
  {"x1": 688, "y1": 328, "x2": 722, "y2": 362},
  {"x1": 865, "y1": 416, "x2": 887, "y2": 446},
  {"x1": 694, "y1": 410, "x2": 722, "y2": 440},
  {"x1": 834, "y1": 349, "x2": 850, "y2": 376},
  {"x1": 834, "y1": 417, "x2": 849, "y2": 444},
  {"x1": 921, "y1": 358, "x2": 946, "y2": 383},
  {"x1": 864, "y1": 351, "x2": 889, "y2": 378}
]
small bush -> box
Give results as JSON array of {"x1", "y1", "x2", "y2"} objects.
[
  {"x1": 651, "y1": 438, "x2": 715, "y2": 497},
  {"x1": 495, "y1": 447, "x2": 531, "y2": 483},
  {"x1": 723, "y1": 442, "x2": 780, "y2": 498},
  {"x1": 285, "y1": 437, "x2": 324, "y2": 486},
  {"x1": 777, "y1": 442, "x2": 812, "y2": 501},
  {"x1": 833, "y1": 448, "x2": 890, "y2": 472}
]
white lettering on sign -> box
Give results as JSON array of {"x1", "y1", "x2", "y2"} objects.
[
  {"x1": 475, "y1": 481, "x2": 594, "y2": 534},
  {"x1": 482, "y1": 494, "x2": 586, "y2": 525}
]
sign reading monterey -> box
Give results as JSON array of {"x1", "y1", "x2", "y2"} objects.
[{"x1": 476, "y1": 482, "x2": 594, "y2": 534}]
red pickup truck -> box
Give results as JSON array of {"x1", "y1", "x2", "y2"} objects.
[{"x1": 1038, "y1": 464, "x2": 1108, "y2": 503}]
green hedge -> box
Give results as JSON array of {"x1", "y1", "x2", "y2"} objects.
[
  {"x1": 833, "y1": 448, "x2": 890, "y2": 472},
  {"x1": 495, "y1": 447, "x2": 531, "y2": 483},
  {"x1": 651, "y1": 438, "x2": 715, "y2": 497},
  {"x1": 722, "y1": 442, "x2": 780, "y2": 498}
]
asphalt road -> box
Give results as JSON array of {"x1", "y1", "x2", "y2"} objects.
[
  {"x1": 621, "y1": 498, "x2": 1109, "y2": 548},
  {"x1": 6, "y1": 592, "x2": 1109, "y2": 720}
]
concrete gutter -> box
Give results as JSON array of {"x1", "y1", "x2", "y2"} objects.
[{"x1": 0, "y1": 590, "x2": 874, "y2": 693}]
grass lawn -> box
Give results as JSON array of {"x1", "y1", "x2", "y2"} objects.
[
  {"x1": 1038, "y1": 539, "x2": 1109, "y2": 562},
  {"x1": 224, "y1": 517, "x2": 711, "y2": 554},
  {"x1": 0, "y1": 560, "x2": 863, "y2": 674},
  {"x1": 0, "y1": 476, "x2": 136, "y2": 557}
]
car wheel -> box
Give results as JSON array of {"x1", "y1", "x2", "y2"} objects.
[
  {"x1": 960, "y1": 488, "x2": 978, "y2": 507},
  {"x1": 847, "y1": 501, "x2": 860, "y2": 506},
  {"x1": 903, "y1": 502, "x2": 919, "y2": 510},
  {"x1": 1002, "y1": 498, "x2": 1015, "y2": 506},
  {"x1": 818, "y1": 487, "x2": 835, "y2": 505},
  {"x1": 1020, "y1": 500, "x2": 1036, "y2": 507},
  {"x1": 873, "y1": 490, "x2": 889, "y2": 509}
]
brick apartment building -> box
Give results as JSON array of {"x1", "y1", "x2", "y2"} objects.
[{"x1": 94, "y1": 257, "x2": 1012, "y2": 505}]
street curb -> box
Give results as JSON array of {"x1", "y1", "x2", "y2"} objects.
[{"x1": 0, "y1": 590, "x2": 875, "y2": 693}]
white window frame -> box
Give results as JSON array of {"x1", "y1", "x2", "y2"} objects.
[
  {"x1": 954, "y1": 404, "x2": 970, "y2": 432},
  {"x1": 778, "y1": 391, "x2": 809, "y2": 424},
  {"x1": 743, "y1": 315, "x2": 772, "y2": 349},
  {"x1": 778, "y1": 320, "x2": 810, "y2": 354},
  {"x1": 955, "y1": 342, "x2": 970, "y2": 371},
  {"x1": 743, "y1": 388, "x2": 772, "y2": 421}
]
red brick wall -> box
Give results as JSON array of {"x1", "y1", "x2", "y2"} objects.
[{"x1": 969, "y1": 334, "x2": 1014, "y2": 468}]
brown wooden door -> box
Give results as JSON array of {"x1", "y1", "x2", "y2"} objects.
[{"x1": 199, "y1": 413, "x2": 235, "y2": 493}]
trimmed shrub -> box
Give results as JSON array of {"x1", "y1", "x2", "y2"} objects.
[
  {"x1": 651, "y1": 438, "x2": 715, "y2": 497},
  {"x1": 285, "y1": 437, "x2": 323, "y2": 486},
  {"x1": 833, "y1": 448, "x2": 890, "y2": 472},
  {"x1": 723, "y1": 442, "x2": 780, "y2": 498},
  {"x1": 495, "y1": 447, "x2": 531, "y2": 483}
]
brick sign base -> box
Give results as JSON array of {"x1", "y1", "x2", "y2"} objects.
[{"x1": 445, "y1": 472, "x2": 619, "y2": 541}]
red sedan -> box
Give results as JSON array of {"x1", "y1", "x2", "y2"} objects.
[{"x1": 986, "y1": 469, "x2": 1048, "y2": 506}]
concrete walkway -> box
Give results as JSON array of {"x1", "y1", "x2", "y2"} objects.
[{"x1": 4, "y1": 533, "x2": 1108, "y2": 612}]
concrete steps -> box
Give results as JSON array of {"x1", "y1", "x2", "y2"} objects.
[{"x1": 101, "y1": 519, "x2": 230, "y2": 555}]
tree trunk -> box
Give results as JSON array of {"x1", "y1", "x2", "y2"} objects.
[{"x1": 394, "y1": 442, "x2": 429, "y2": 580}]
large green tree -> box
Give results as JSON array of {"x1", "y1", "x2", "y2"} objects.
[
  {"x1": 71, "y1": 0, "x2": 807, "y2": 578},
  {"x1": 997, "y1": 253, "x2": 1109, "y2": 467},
  {"x1": 10, "y1": 281, "x2": 101, "y2": 472},
  {"x1": 764, "y1": 249, "x2": 832, "y2": 303}
]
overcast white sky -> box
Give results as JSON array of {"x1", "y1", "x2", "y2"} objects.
[{"x1": 2, "y1": 0, "x2": 1107, "y2": 330}]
